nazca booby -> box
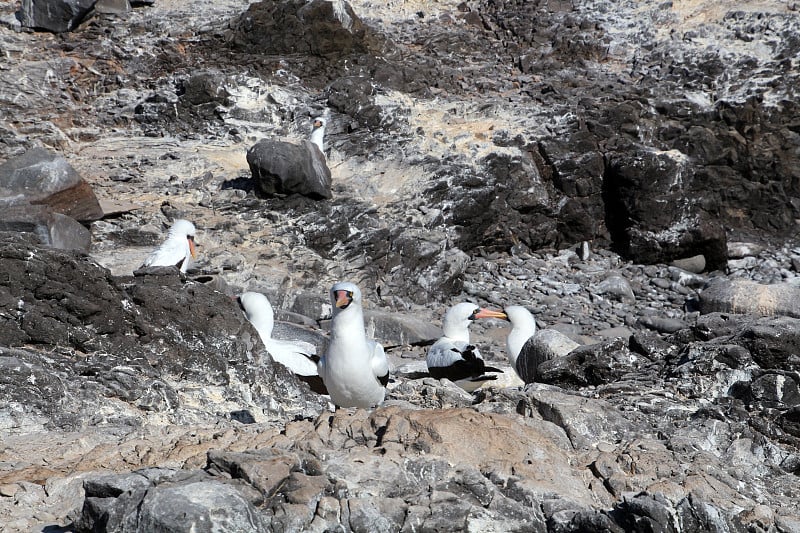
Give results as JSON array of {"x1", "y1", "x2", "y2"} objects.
[
  {"x1": 503, "y1": 305, "x2": 538, "y2": 382},
  {"x1": 237, "y1": 291, "x2": 327, "y2": 395},
  {"x1": 141, "y1": 219, "x2": 197, "y2": 273},
  {"x1": 426, "y1": 302, "x2": 507, "y2": 392},
  {"x1": 309, "y1": 116, "x2": 326, "y2": 155},
  {"x1": 317, "y1": 281, "x2": 389, "y2": 408}
]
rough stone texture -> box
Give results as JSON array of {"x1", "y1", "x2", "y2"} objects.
[
  {"x1": 0, "y1": 147, "x2": 102, "y2": 221},
  {"x1": 699, "y1": 278, "x2": 800, "y2": 319},
  {"x1": 17, "y1": 0, "x2": 96, "y2": 32},
  {"x1": 515, "y1": 329, "x2": 581, "y2": 384},
  {"x1": 0, "y1": 207, "x2": 91, "y2": 251},
  {"x1": 0, "y1": 147, "x2": 101, "y2": 250},
  {"x1": 604, "y1": 148, "x2": 729, "y2": 269},
  {"x1": 0, "y1": 235, "x2": 327, "y2": 433},
  {"x1": 2, "y1": 0, "x2": 800, "y2": 531},
  {"x1": 247, "y1": 138, "x2": 332, "y2": 199}
]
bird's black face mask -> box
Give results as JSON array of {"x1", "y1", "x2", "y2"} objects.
[{"x1": 334, "y1": 290, "x2": 353, "y2": 310}]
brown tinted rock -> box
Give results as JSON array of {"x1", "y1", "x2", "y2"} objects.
[{"x1": 0, "y1": 147, "x2": 102, "y2": 222}]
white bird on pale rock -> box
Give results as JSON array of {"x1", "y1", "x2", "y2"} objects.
[
  {"x1": 317, "y1": 281, "x2": 389, "y2": 408},
  {"x1": 141, "y1": 219, "x2": 197, "y2": 273},
  {"x1": 426, "y1": 302, "x2": 507, "y2": 392}
]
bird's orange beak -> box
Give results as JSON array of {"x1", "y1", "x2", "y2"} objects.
[
  {"x1": 314, "y1": 119, "x2": 322, "y2": 128},
  {"x1": 188, "y1": 236, "x2": 197, "y2": 259},
  {"x1": 335, "y1": 290, "x2": 352, "y2": 308},
  {"x1": 474, "y1": 308, "x2": 507, "y2": 320}
]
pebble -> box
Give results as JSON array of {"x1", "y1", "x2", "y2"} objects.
[{"x1": 0, "y1": 483, "x2": 19, "y2": 497}]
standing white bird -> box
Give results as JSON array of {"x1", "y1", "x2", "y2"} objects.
[
  {"x1": 237, "y1": 291, "x2": 327, "y2": 395},
  {"x1": 317, "y1": 281, "x2": 389, "y2": 408},
  {"x1": 503, "y1": 305, "x2": 538, "y2": 382},
  {"x1": 426, "y1": 302, "x2": 507, "y2": 392},
  {"x1": 309, "y1": 116, "x2": 326, "y2": 155},
  {"x1": 141, "y1": 219, "x2": 197, "y2": 273}
]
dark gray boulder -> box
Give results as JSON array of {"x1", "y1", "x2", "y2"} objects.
[
  {"x1": 515, "y1": 329, "x2": 580, "y2": 384},
  {"x1": 246, "y1": 139, "x2": 332, "y2": 199},
  {"x1": 0, "y1": 207, "x2": 91, "y2": 251},
  {"x1": 0, "y1": 234, "x2": 328, "y2": 430},
  {"x1": 0, "y1": 147, "x2": 101, "y2": 250},
  {"x1": 17, "y1": 0, "x2": 96, "y2": 32},
  {"x1": 604, "y1": 147, "x2": 728, "y2": 269},
  {"x1": 79, "y1": 471, "x2": 269, "y2": 532},
  {"x1": 0, "y1": 147, "x2": 102, "y2": 222},
  {"x1": 227, "y1": 0, "x2": 382, "y2": 87},
  {"x1": 537, "y1": 337, "x2": 636, "y2": 388},
  {"x1": 735, "y1": 317, "x2": 800, "y2": 371}
]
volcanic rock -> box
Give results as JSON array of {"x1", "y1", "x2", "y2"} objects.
[
  {"x1": 3, "y1": 0, "x2": 800, "y2": 531},
  {"x1": 514, "y1": 329, "x2": 581, "y2": 384},
  {"x1": 0, "y1": 147, "x2": 102, "y2": 222},
  {"x1": 246, "y1": 138, "x2": 332, "y2": 199},
  {"x1": 0, "y1": 207, "x2": 91, "y2": 251},
  {"x1": 17, "y1": 0, "x2": 95, "y2": 32},
  {"x1": 699, "y1": 278, "x2": 800, "y2": 319}
]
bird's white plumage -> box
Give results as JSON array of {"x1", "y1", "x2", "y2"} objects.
[
  {"x1": 309, "y1": 116, "x2": 326, "y2": 155},
  {"x1": 142, "y1": 219, "x2": 197, "y2": 273},
  {"x1": 426, "y1": 302, "x2": 506, "y2": 391},
  {"x1": 238, "y1": 291, "x2": 318, "y2": 376},
  {"x1": 504, "y1": 305, "x2": 537, "y2": 368},
  {"x1": 317, "y1": 281, "x2": 389, "y2": 408}
]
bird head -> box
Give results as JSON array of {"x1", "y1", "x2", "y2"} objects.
[
  {"x1": 169, "y1": 219, "x2": 198, "y2": 258},
  {"x1": 330, "y1": 281, "x2": 361, "y2": 312}
]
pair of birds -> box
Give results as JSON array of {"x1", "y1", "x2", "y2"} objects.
[
  {"x1": 140, "y1": 115, "x2": 328, "y2": 271},
  {"x1": 239, "y1": 282, "x2": 389, "y2": 408},
  {"x1": 426, "y1": 302, "x2": 538, "y2": 390}
]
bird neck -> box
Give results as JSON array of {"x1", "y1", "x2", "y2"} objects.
[
  {"x1": 507, "y1": 327, "x2": 533, "y2": 362},
  {"x1": 310, "y1": 127, "x2": 325, "y2": 154},
  {"x1": 330, "y1": 307, "x2": 367, "y2": 344},
  {"x1": 442, "y1": 322, "x2": 470, "y2": 343},
  {"x1": 248, "y1": 313, "x2": 274, "y2": 342}
]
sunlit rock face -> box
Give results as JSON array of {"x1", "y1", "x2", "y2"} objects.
[{"x1": 2, "y1": 0, "x2": 800, "y2": 531}]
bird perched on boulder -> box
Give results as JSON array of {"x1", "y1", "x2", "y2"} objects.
[
  {"x1": 237, "y1": 291, "x2": 326, "y2": 395},
  {"x1": 141, "y1": 219, "x2": 197, "y2": 273},
  {"x1": 246, "y1": 114, "x2": 332, "y2": 199},
  {"x1": 426, "y1": 302, "x2": 507, "y2": 392},
  {"x1": 309, "y1": 116, "x2": 327, "y2": 155},
  {"x1": 317, "y1": 281, "x2": 389, "y2": 408}
]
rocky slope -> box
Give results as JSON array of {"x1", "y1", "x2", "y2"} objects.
[{"x1": 1, "y1": 0, "x2": 800, "y2": 531}]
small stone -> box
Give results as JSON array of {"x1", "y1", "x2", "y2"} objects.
[
  {"x1": 670, "y1": 254, "x2": 706, "y2": 273},
  {"x1": 0, "y1": 484, "x2": 20, "y2": 497}
]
